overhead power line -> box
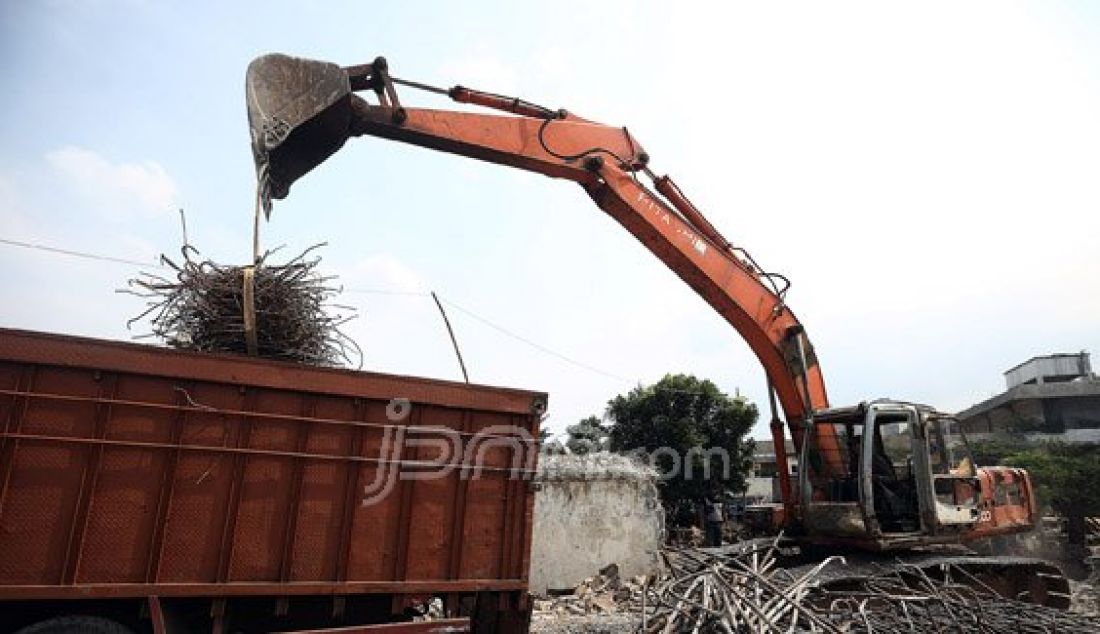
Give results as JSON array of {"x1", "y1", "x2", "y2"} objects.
[
  {"x1": 0, "y1": 237, "x2": 164, "y2": 268},
  {"x1": 340, "y1": 286, "x2": 634, "y2": 383},
  {"x1": 0, "y1": 234, "x2": 636, "y2": 384},
  {"x1": 437, "y1": 295, "x2": 634, "y2": 383}
]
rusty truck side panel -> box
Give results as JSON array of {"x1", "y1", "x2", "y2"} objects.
[{"x1": 0, "y1": 328, "x2": 542, "y2": 613}]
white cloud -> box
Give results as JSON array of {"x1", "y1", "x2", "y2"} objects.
[
  {"x1": 347, "y1": 252, "x2": 430, "y2": 294},
  {"x1": 46, "y1": 146, "x2": 179, "y2": 217},
  {"x1": 0, "y1": 175, "x2": 35, "y2": 237}
]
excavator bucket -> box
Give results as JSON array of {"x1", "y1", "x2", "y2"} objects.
[{"x1": 246, "y1": 53, "x2": 354, "y2": 214}]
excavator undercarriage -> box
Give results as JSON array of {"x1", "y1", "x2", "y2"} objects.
[{"x1": 796, "y1": 551, "x2": 1072, "y2": 610}]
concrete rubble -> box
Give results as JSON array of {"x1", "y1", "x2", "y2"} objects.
[{"x1": 531, "y1": 563, "x2": 644, "y2": 634}]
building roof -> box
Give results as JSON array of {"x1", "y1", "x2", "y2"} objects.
[
  {"x1": 1003, "y1": 352, "x2": 1090, "y2": 377},
  {"x1": 1003, "y1": 352, "x2": 1092, "y2": 389},
  {"x1": 957, "y1": 377, "x2": 1100, "y2": 421},
  {"x1": 753, "y1": 439, "x2": 796, "y2": 457}
]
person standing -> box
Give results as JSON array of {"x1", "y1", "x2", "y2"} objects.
[{"x1": 704, "y1": 496, "x2": 725, "y2": 547}]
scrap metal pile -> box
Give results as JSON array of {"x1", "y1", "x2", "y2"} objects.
[
  {"x1": 644, "y1": 539, "x2": 1100, "y2": 633},
  {"x1": 124, "y1": 243, "x2": 360, "y2": 367}
]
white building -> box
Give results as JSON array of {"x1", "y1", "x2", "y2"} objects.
[
  {"x1": 743, "y1": 439, "x2": 797, "y2": 504},
  {"x1": 958, "y1": 352, "x2": 1100, "y2": 444}
]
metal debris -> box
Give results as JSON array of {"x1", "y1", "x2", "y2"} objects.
[
  {"x1": 642, "y1": 537, "x2": 1100, "y2": 633},
  {"x1": 122, "y1": 243, "x2": 361, "y2": 367},
  {"x1": 532, "y1": 539, "x2": 1100, "y2": 632},
  {"x1": 645, "y1": 539, "x2": 836, "y2": 633}
]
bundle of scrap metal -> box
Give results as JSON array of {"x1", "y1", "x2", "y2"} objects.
[
  {"x1": 824, "y1": 561, "x2": 1099, "y2": 633},
  {"x1": 644, "y1": 539, "x2": 839, "y2": 633},
  {"x1": 644, "y1": 538, "x2": 1100, "y2": 633},
  {"x1": 124, "y1": 244, "x2": 360, "y2": 367}
]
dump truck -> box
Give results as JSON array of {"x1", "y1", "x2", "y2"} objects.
[{"x1": 0, "y1": 328, "x2": 545, "y2": 633}]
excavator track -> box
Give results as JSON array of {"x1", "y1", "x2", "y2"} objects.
[{"x1": 790, "y1": 552, "x2": 1072, "y2": 610}]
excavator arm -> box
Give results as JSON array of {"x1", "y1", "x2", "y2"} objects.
[{"x1": 246, "y1": 54, "x2": 837, "y2": 513}]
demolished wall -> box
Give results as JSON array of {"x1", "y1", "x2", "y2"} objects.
[{"x1": 529, "y1": 453, "x2": 665, "y2": 595}]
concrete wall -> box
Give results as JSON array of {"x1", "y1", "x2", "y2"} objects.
[{"x1": 528, "y1": 454, "x2": 665, "y2": 595}]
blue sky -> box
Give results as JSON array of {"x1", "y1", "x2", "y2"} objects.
[{"x1": 2, "y1": 1, "x2": 1098, "y2": 439}]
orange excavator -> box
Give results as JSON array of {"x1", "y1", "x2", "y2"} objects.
[{"x1": 245, "y1": 53, "x2": 1070, "y2": 607}]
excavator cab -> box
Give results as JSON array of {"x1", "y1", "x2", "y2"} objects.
[{"x1": 798, "y1": 401, "x2": 982, "y2": 548}]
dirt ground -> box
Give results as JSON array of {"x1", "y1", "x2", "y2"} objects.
[{"x1": 530, "y1": 613, "x2": 640, "y2": 634}]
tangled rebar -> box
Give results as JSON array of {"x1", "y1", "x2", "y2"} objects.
[
  {"x1": 122, "y1": 243, "x2": 361, "y2": 368},
  {"x1": 820, "y1": 561, "x2": 1094, "y2": 634},
  {"x1": 644, "y1": 537, "x2": 1099, "y2": 633}
]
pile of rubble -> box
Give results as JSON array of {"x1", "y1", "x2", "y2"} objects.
[
  {"x1": 1072, "y1": 551, "x2": 1100, "y2": 617},
  {"x1": 533, "y1": 538, "x2": 1100, "y2": 633},
  {"x1": 646, "y1": 541, "x2": 1100, "y2": 633},
  {"x1": 531, "y1": 563, "x2": 645, "y2": 633},
  {"x1": 535, "y1": 564, "x2": 646, "y2": 616}
]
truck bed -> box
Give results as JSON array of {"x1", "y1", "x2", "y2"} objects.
[{"x1": 0, "y1": 328, "x2": 543, "y2": 617}]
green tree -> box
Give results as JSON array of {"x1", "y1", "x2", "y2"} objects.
[
  {"x1": 565, "y1": 415, "x2": 609, "y2": 455},
  {"x1": 966, "y1": 435, "x2": 1027, "y2": 466},
  {"x1": 1004, "y1": 442, "x2": 1100, "y2": 552},
  {"x1": 606, "y1": 374, "x2": 756, "y2": 526}
]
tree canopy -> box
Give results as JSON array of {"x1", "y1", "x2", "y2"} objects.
[
  {"x1": 969, "y1": 436, "x2": 1100, "y2": 549},
  {"x1": 606, "y1": 373, "x2": 756, "y2": 525},
  {"x1": 565, "y1": 415, "x2": 609, "y2": 455},
  {"x1": 1003, "y1": 442, "x2": 1100, "y2": 548}
]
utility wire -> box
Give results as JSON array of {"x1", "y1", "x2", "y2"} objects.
[
  {"x1": 0, "y1": 237, "x2": 165, "y2": 269},
  {"x1": 436, "y1": 295, "x2": 634, "y2": 384},
  {"x1": 0, "y1": 236, "x2": 732, "y2": 398},
  {"x1": 0, "y1": 236, "x2": 735, "y2": 398},
  {"x1": 339, "y1": 286, "x2": 637, "y2": 383},
  {"x1": 0, "y1": 235, "x2": 637, "y2": 384},
  {"x1": 344, "y1": 288, "x2": 429, "y2": 297}
]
